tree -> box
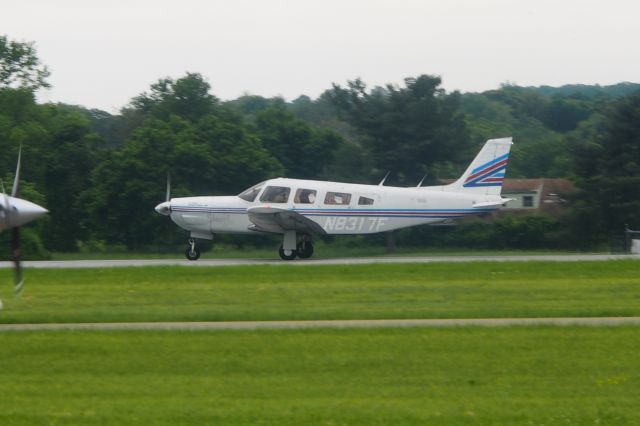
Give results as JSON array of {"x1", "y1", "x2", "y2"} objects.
[
  {"x1": 327, "y1": 75, "x2": 470, "y2": 184},
  {"x1": 0, "y1": 35, "x2": 50, "y2": 91},
  {"x1": 254, "y1": 106, "x2": 342, "y2": 179},
  {"x1": 128, "y1": 72, "x2": 218, "y2": 122},
  {"x1": 569, "y1": 92, "x2": 640, "y2": 242},
  {"x1": 41, "y1": 107, "x2": 103, "y2": 250}
]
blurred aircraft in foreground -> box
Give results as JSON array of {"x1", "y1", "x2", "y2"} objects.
[{"x1": 0, "y1": 147, "x2": 48, "y2": 304}]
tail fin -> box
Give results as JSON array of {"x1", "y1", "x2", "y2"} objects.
[{"x1": 447, "y1": 137, "x2": 513, "y2": 195}]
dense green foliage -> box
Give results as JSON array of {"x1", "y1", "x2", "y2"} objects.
[
  {"x1": 1, "y1": 327, "x2": 639, "y2": 425},
  {"x1": 569, "y1": 93, "x2": 640, "y2": 240},
  {"x1": 1, "y1": 34, "x2": 639, "y2": 253},
  {"x1": 327, "y1": 75, "x2": 470, "y2": 185}
]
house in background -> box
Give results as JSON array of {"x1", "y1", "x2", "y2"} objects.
[
  {"x1": 438, "y1": 178, "x2": 577, "y2": 217},
  {"x1": 500, "y1": 179, "x2": 576, "y2": 216}
]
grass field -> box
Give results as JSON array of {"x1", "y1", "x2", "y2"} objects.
[
  {"x1": 1, "y1": 326, "x2": 639, "y2": 425},
  {"x1": 1, "y1": 260, "x2": 639, "y2": 425},
  {"x1": 0, "y1": 260, "x2": 639, "y2": 323}
]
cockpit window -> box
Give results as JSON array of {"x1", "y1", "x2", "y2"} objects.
[
  {"x1": 324, "y1": 192, "x2": 352, "y2": 205},
  {"x1": 294, "y1": 189, "x2": 317, "y2": 204},
  {"x1": 238, "y1": 181, "x2": 266, "y2": 202},
  {"x1": 259, "y1": 186, "x2": 291, "y2": 203}
]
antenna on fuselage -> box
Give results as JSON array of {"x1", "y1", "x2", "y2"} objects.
[
  {"x1": 416, "y1": 173, "x2": 428, "y2": 187},
  {"x1": 378, "y1": 171, "x2": 390, "y2": 186}
]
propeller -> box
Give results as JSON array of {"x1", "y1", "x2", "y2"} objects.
[
  {"x1": 12, "y1": 227, "x2": 22, "y2": 295},
  {"x1": 154, "y1": 173, "x2": 172, "y2": 216},
  {"x1": 12, "y1": 146, "x2": 21, "y2": 198},
  {"x1": 0, "y1": 146, "x2": 48, "y2": 300},
  {"x1": 11, "y1": 147, "x2": 23, "y2": 295},
  {"x1": 165, "y1": 173, "x2": 171, "y2": 202}
]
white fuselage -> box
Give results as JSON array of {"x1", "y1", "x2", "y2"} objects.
[{"x1": 163, "y1": 177, "x2": 499, "y2": 238}]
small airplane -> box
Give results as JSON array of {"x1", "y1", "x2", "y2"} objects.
[
  {"x1": 156, "y1": 137, "x2": 513, "y2": 260},
  {"x1": 0, "y1": 147, "x2": 48, "y2": 306}
]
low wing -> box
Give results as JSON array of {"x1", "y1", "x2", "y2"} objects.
[{"x1": 247, "y1": 206, "x2": 326, "y2": 235}]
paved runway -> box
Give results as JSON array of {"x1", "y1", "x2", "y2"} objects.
[
  {"x1": 0, "y1": 254, "x2": 637, "y2": 269},
  {"x1": 1, "y1": 317, "x2": 639, "y2": 332}
]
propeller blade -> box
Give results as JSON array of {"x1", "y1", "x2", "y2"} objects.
[
  {"x1": 166, "y1": 173, "x2": 171, "y2": 202},
  {"x1": 11, "y1": 145, "x2": 21, "y2": 198},
  {"x1": 1, "y1": 181, "x2": 9, "y2": 231},
  {"x1": 12, "y1": 227, "x2": 23, "y2": 296}
]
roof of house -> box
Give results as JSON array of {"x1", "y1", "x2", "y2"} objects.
[
  {"x1": 502, "y1": 179, "x2": 543, "y2": 193},
  {"x1": 539, "y1": 179, "x2": 577, "y2": 197}
]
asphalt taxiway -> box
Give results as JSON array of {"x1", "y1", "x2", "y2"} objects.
[
  {"x1": 1, "y1": 317, "x2": 640, "y2": 332},
  {"x1": 0, "y1": 254, "x2": 637, "y2": 269}
]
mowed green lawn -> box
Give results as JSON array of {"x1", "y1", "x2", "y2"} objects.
[
  {"x1": 0, "y1": 327, "x2": 639, "y2": 425},
  {"x1": 0, "y1": 260, "x2": 639, "y2": 323}
]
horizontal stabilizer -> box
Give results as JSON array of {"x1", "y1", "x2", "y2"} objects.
[{"x1": 472, "y1": 199, "x2": 513, "y2": 208}]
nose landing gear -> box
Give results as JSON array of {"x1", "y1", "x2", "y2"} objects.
[
  {"x1": 185, "y1": 238, "x2": 201, "y2": 261},
  {"x1": 278, "y1": 245, "x2": 297, "y2": 260}
]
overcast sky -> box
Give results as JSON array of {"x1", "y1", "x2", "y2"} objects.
[{"x1": 2, "y1": 0, "x2": 639, "y2": 113}]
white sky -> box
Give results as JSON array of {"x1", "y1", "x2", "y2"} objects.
[{"x1": 2, "y1": 0, "x2": 639, "y2": 113}]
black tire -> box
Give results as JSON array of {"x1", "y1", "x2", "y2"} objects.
[
  {"x1": 278, "y1": 245, "x2": 297, "y2": 261},
  {"x1": 185, "y1": 245, "x2": 201, "y2": 261},
  {"x1": 296, "y1": 241, "x2": 314, "y2": 259}
]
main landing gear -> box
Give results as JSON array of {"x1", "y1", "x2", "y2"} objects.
[
  {"x1": 278, "y1": 233, "x2": 314, "y2": 261},
  {"x1": 296, "y1": 240, "x2": 314, "y2": 259},
  {"x1": 183, "y1": 234, "x2": 313, "y2": 261},
  {"x1": 185, "y1": 238, "x2": 201, "y2": 261}
]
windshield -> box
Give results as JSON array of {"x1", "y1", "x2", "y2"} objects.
[
  {"x1": 238, "y1": 181, "x2": 266, "y2": 202},
  {"x1": 259, "y1": 186, "x2": 291, "y2": 203}
]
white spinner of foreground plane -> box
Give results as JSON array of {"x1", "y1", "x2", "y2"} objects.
[{"x1": 155, "y1": 137, "x2": 513, "y2": 260}]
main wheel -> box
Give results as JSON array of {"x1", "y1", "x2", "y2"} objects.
[
  {"x1": 278, "y1": 245, "x2": 297, "y2": 261},
  {"x1": 296, "y1": 241, "x2": 314, "y2": 259},
  {"x1": 185, "y1": 244, "x2": 201, "y2": 261}
]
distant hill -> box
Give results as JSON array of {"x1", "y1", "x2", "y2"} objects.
[{"x1": 514, "y1": 82, "x2": 640, "y2": 98}]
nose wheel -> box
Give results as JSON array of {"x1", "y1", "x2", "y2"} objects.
[
  {"x1": 185, "y1": 238, "x2": 201, "y2": 261},
  {"x1": 278, "y1": 245, "x2": 296, "y2": 261}
]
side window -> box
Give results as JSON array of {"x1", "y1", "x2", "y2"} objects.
[
  {"x1": 259, "y1": 186, "x2": 291, "y2": 203},
  {"x1": 324, "y1": 192, "x2": 352, "y2": 205},
  {"x1": 358, "y1": 196, "x2": 375, "y2": 205},
  {"x1": 294, "y1": 189, "x2": 317, "y2": 204}
]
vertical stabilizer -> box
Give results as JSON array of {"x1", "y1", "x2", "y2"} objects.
[{"x1": 447, "y1": 137, "x2": 513, "y2": 195}]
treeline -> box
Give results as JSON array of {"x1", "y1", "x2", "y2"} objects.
[{"x1": 1, "y1": 35, "x2": 639, "y2": 255}]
